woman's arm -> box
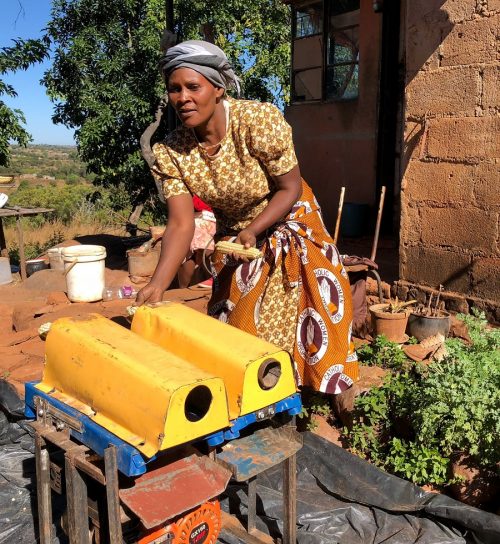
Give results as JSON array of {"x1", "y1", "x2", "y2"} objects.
[
  {"x1": 135, "y1": 193, "x2": 195, "y2": 305},
  {"x1": 235, "y1": 164, "x2": 302, "y2": 249}
]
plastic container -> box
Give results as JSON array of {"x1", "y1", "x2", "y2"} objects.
[
  {"x1": 102, "y1": 285, "x2": 137, "y2": 301},
  {"x1": 26, "y1": 258, "x2": 49, "y2": 277},
  {"x1": 47, "y1": 247, "x2": 65, "y2": 271},
  {"x1": 0, "y1": 257, "x2": 13, "y2": 285},
  {"x1": 62, "y1": 245, "x2": 107, "y2": 302}
]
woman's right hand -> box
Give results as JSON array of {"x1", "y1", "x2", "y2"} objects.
[{"x1": 135, "y1": 282, "x2": 165, "y2": 306}]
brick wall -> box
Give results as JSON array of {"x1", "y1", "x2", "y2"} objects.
[{"x1": 398, "y1": 0, "x2": 499, "y2": 320}]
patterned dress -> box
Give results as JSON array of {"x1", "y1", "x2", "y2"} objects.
[{"x1": 151, "y1": 97, "x2": 358, "y2": 393}]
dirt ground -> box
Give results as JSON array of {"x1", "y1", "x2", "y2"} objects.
[{"x1": 0, "y1": 233, "x2": 214, "y2": 398}]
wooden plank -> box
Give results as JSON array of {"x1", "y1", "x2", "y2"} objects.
[
  {"x1": 221, "y1": 511, "x2": 275, "y2": 544},
  {"x1": 16, "y1": 214, "x2": 26, "y2": 281},
  {"x1": 0, "y1": 207, "x2": 54, "y2": 218},
  {"x1": 0, "y1": 217, "x2": 7, "y2": 257},
  {"x1": 104, "y1": 446, "x2": 123, "y2": 544},
  {"x1": 35, "y1": 435, "x2": 53, "y2": 544},
  {"x1": 65, "y1": 456, "x2": 90, "y2": 544},
  {"x1": 247, "y1": 476, "x2": 257, "y2": 534},
  {"x1": 217, "y1": 427, "x2": 302, "y2": 482},
  {"x1": 282, "y1": 454, "x2": 297, "y2": 544}
]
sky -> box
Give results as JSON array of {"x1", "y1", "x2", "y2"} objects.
[{"x1": 1, "y1": 0, "x2": 76, "y2": 145}]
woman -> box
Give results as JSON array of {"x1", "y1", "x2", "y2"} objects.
[
  {"x1": 136, "y1": 40, "x2": 357, "y2": 394},
  {"x1": 177, "y1": 195, "x2": 215, "y2": 289}
]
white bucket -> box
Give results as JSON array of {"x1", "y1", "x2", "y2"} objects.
[
  {"x1": 62, "y1": 245, "x2": 107, "y2": 302},
  {"x1": 0, "y1": 257, "x2": 12, "y2": 285},
  {"x1": 47, "y1": 247, "x2": 65, "y2": 271}
]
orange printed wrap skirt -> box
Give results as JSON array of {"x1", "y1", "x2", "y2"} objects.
[{"x1": 208, "y1": 181, "x2": 358, "y2": 393}]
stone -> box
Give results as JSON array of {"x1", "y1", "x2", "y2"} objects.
[
  {"x1": 407, "y1": 1, "x2": 476, "y2": 27},
  {"x1": 441, "y1": 16, "x2": 499, "y2": 67},
  {"x1": 473, "y1": 162, "x2": 500, "y2": 207},
  {"x1": 401, "y1": 246, "x2": 471, "y2": 292},
  {"x1": 403, "y1": 161, "x2": 476, "y2": 204},
  {"x1": 46, "y1": 291, "x2": 70, "y2": 305},
  {"x1": 400, "y1": 202, "x2": 422, "y2": 244},
  {"x1": 20, "y1": 338, "x2": 46, "y2": 359},
  {"x1": 406, "y1": 66, "x2": 479, "y2": 116},
  {"x1": 470, "y1": 258, "x2": 500, "y2": 300},
  {"x1": 427, "y1": 117, "x2": 500, "y2": 160},
  {"x1": 482, "y1": 65, "x2": 499, "y2": 110},
  {"x1": 443, "y1": 294, "x2": 470, "y2": 314},
  {"x1": 420, "y1": 207, "x2": 497, "y2": 252},
  {"x1": 0, "y1": 327, "x2": 39, "y2": 347}
]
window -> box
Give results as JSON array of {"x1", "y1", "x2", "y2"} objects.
[
  {"x1": 291, "y1": 0, "x2": 360, "y2": 103},
  {"x1": 326, "y1": 0, "x2": 360, "y2": 100},
  {"x1": 294, "y1": 3, "x2": 323, "y2": 37},
  {"x1": 292, "y1": 2, "x2": 323, "y2": 101}
]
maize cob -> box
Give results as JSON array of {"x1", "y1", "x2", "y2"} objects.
[{"x1": 215, "y1": 241, "x2": 263, "y2": 260}]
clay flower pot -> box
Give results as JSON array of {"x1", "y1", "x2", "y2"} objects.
[
  {"x1": 407, "y1": 310, "x2": 451, "y2": 342},
  {"x1": 369, "y1": 303, "x2": 410, "y2": 343}
]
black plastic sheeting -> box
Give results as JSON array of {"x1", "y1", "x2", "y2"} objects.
[
  {"x1": 218, "y1": 433, "x2": 500, "y2": 544},
  {"x1": 1, "y1": 391, "x2": 499, "y2": 543}
]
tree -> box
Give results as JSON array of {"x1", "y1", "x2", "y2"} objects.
[
  {"x1": 41, "y1": 0, "x2": 291, "y2": 203},
  {"x1": 0, "y1": 37, "x2": 49, "y2": 166}
]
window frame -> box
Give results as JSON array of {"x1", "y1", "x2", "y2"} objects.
[{"x1": 291, "y1": 0, "x2": 360, "y2": 104}]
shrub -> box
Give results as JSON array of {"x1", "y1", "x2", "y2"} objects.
[{"x1": 344, "y1": 311, "x2": 500, "y2": 486}]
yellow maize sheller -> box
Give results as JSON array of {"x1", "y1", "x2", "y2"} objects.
[
  {"x1": 131, "y1": 302, "x2": 298, "y2": 420},
  {"x1": 27, "y1": 305, "x2": 302, "y2": 544},
  {"x1": 36, "y1": 313, "x2": 230, "y2": 458}
]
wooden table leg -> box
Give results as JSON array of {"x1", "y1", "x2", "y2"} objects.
[
  {"x1": 247, "y1": 476, "x2": 257, "y2": 534},
  {"x1": 104, "y1": 446, "x2": 122, "y2": 544},
  {"x1": 282, "y1": 454, "x2": 297, "y2": 544},
  {"x1": 65, "y1": 455, "x2": 90, "y2": 544},
  {"x1": 16, "y1": 214, "x2": 26, "y2": 281},
  {"x1": 0, "y1": 217, "x2": 8, "y2": 257},
  {"x1": 35, "y1": 434, "x2": 53, "y2": 544}
]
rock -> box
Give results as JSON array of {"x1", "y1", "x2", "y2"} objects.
[
  {"x1": 357, "y1": 365, "x2": 388, "y2": 391},
  {"x1": 22, "y1": 269, "x2": 66, "y2": 292},
  {"x1": 0, "y1": 327, "x2": 39, "y2": 347},
  {"x1": 46, "y1": 291, "x2": 70, "y2": 305},
  {"x1": 449, "y1": 315, "x2": 472, "y2": 343},
  {"x1": 0, "y1": 303, "x2": 13, "y2": 334},
  {"x1": 448, "y1": 455, "x2": 500, "y2": 509},
  {"x1": 310, "y1": 414, "x2": 343, "y2": 446},
  {"x1": 20, "y1": 338, "x2": 46, "y2": 358}
]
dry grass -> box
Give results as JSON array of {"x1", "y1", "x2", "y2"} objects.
[{"x1": 5, "y1": 219, "x2": 126, "y2": 250}]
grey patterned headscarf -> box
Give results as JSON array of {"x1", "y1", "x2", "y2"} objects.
[{"x1": 158, "y1": 40, "x2": 241, "y2": 95}]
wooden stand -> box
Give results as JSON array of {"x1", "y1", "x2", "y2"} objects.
[{"x1": 31, "y1": 419, "x2": 301, "y2": 544}]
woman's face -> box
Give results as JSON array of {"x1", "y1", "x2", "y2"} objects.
[{"x1": 167, "y1": 68, "x2": 224, "y2": 128}]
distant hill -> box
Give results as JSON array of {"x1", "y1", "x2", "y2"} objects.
[{"x1": 0, "y1": 145, "x2": 93, "y2": 184}]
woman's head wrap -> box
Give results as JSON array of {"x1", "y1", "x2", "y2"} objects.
[{"x1": 159, "y1": 40, "x2": 241, "y2": 96}]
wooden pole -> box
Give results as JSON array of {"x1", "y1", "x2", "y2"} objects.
[
  {"x1": 333, "y1": 186, "x2": 345, "y2": 246},
  {"x1": 370, "y1": 185, "x2": 386, "y2": 262},
  {"x1": 16, "y1": 214, "x2": 27, "y2": 281},
  {"x1": 0, "y1": 217, "x2": 8, "y2": 257}
]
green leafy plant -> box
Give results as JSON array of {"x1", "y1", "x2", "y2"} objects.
[
  {"x1": 344, "y1": 311, "x2": 500, "y2": 487},
  {"x1": 357, "y1": 335, "x2": 410, "y2": 369},
  {"x1": 298, "y1": 390, "x2": 333, "y2": 431}
]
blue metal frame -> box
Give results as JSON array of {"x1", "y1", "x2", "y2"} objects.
[{"x1": 25, "y1": 382, "x2": 302, "y2": 477}]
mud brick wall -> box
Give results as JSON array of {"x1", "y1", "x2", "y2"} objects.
[{"x1": 398, "y1": 0, "x2": 499, "y2": 320}]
